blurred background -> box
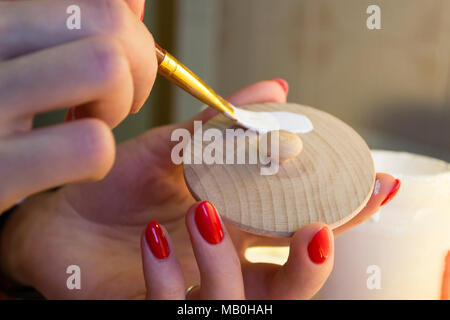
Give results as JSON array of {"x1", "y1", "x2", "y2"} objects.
[{"x1": 35, "y1": 0, "x2": 450, "y2": 161}]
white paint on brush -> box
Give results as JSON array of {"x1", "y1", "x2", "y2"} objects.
[{"x1": 230, "y1": 107, "x2": 314, "y2": 134}]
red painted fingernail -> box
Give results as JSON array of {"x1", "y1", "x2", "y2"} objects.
[
  {"x1": 64, "y1": 108, "x2": 74, "y2": 122},
  {"x1": 140, "y1": 3, "x2": 145, "y2": 21},
  {"x1": 271, "y1": 78, "x2": 289, "y2": 94},
  {"x1": 195, "y1": 201, "x2": 224, "y2": 245},
  {"x1": 145, "y1": 221, "x2": 170, "y2": 259},
  {"x1": 307, "y1": 227, "x2": 330, "y2": 264},
  {"x1": 380, "y1": 178, "x2": 401, "y2": 206}
]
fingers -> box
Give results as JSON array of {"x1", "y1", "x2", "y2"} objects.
[
  {"x1": 141, "y1": 221, "x2": 185, "y2": 300},
  {"x1": 266, "y1": 223, "x2": 334, "y2": 299},
  {"x1": 185, "y1": 201, "x2": 245, "y2": 299},
  {"x1": 0, "y1": 36, "x2": 133, "y2": 128},
  {"x1": 0, "y1": 0, "x2": 157, "y2": 118},
  {"x1": 0, "y1": 119, "x2": 114, "y2": 212},
  {"x1": 333, "y1": 173, "x2": 401, "y2": 236},
  {"x1": 141, "y1": 202, "x2": 246, "y2": 300}
]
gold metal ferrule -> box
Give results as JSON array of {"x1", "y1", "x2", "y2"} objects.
[{"x1": 156, "y1": 45, "x2": 236, "y2": 119}]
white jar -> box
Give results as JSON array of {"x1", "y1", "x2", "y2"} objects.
[{"x1": 316, "y1": 150, "x2": 450, "y2": 299}]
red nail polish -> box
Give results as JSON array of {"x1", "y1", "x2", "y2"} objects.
[
  {"x1": 195, "y1": 201, "x2": 224, "y2": 244},
  {"x1": 145, "y1": 221, "x2": 170, "y2": 259},
  {"x1": 64, "y1": 108, "x2": 74, "y2": 122},
  {"x1": 380, "y1": 179, "x2": 401, "y2": 206},
  {"x1": 271, "y1": 78, "x2": 289, "y2": 94},
  {"x1": 140, "y1": 3, "x2": 145, "y2": 21},
  {"x1": 307, "y1": 227, "x2": 330, "y2": 264}
]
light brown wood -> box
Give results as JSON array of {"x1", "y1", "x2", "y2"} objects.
[
  {"x1": 260, "y1": 130, "x2": 303, "y2": 163},
  {"x1": 183, "y1": 103, "x2": 375, "y2": 237}
]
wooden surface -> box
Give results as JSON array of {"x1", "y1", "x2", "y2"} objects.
[
  {"x1": 183, "y1": 103, "x2": 376, "y2": 237},
  {"x1": 260, "y1": 130, "x2": 303, "y2": 162}
]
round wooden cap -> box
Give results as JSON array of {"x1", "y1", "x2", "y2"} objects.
[{"x1": 183, "y1": 103, "x2": 375, "y2": 237}]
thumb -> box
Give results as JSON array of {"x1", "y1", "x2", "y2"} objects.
[{"x1": 269, "y1": 224, "x2": 334, "y2": 299}]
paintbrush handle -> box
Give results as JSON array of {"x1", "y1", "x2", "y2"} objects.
[
  {"x1": 155, "y1": 43, "x2": 166, "y2": 65},
  {"x1": 154, "y1": 42, "x2": 235, "y2": 119}
]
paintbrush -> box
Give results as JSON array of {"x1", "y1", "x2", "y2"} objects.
[{"x1": 155, "y1": 43, "x2": 284, "y2": 133}]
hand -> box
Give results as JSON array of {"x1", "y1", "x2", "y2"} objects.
[
  {"x1": 141, "y1": 201, "x2": 334, "y2": 300},
  {"x1": 0, "y1": 0, "x2": 154, "y2": 212},
  {"x1": 148, "y1": 179, "x2": 400, "y2": 300},
  {"x1": 0, "y1": 80, "x2": 399, "y2": 299}
]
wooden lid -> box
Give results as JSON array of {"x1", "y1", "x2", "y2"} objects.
[{"x1": 183, "y1": 103, "x2": 375, "y2": 237}]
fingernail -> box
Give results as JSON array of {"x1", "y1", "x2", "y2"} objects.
[
  {"x1": 195, "y1": 201, "x2": 224, "y2": 245},
  {"x1": 64, "y1": 108, "x2": 74, "y2": 122},
  {"x1": 140, "y1": 2, "x2": 145, "y2": 21},
  {"x1": 307, "y1": 227, "x2": 330, "y2": 264},
  {"x1": 271, "y1": 78, "x2": 289, "y2": 94},
  {"x1": 380, "y1": 178, "x2": 401, "y2": 206},
  {"x1": 145, "y1": 221, "x2": 170, "y2": 259}
]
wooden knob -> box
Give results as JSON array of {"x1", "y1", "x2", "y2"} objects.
[{"x1": 260, "y1": 130, "x2": 303, "y2": 163}]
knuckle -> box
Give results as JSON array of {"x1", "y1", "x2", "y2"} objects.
[{"x1": 85, "y1": 36, "x2": 129, "y2": 88}]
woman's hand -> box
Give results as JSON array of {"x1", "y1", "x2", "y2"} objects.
[
  {"x1": 143, "y1": 173, "x2": 399, "y2": 300},
  {"x1": 141, "y1": 201, "x2": 334, "y2": 300},
  {"x1": 0, "y1": 80, "x2": 399, "y2": 299},
  {"x1": 0, "y1": 0, "x2": 154, "y2": 212}
]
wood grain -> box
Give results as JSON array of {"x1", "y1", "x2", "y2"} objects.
[{"x1": 183, "y1": 103, "x2": 375, "y2": 237}]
